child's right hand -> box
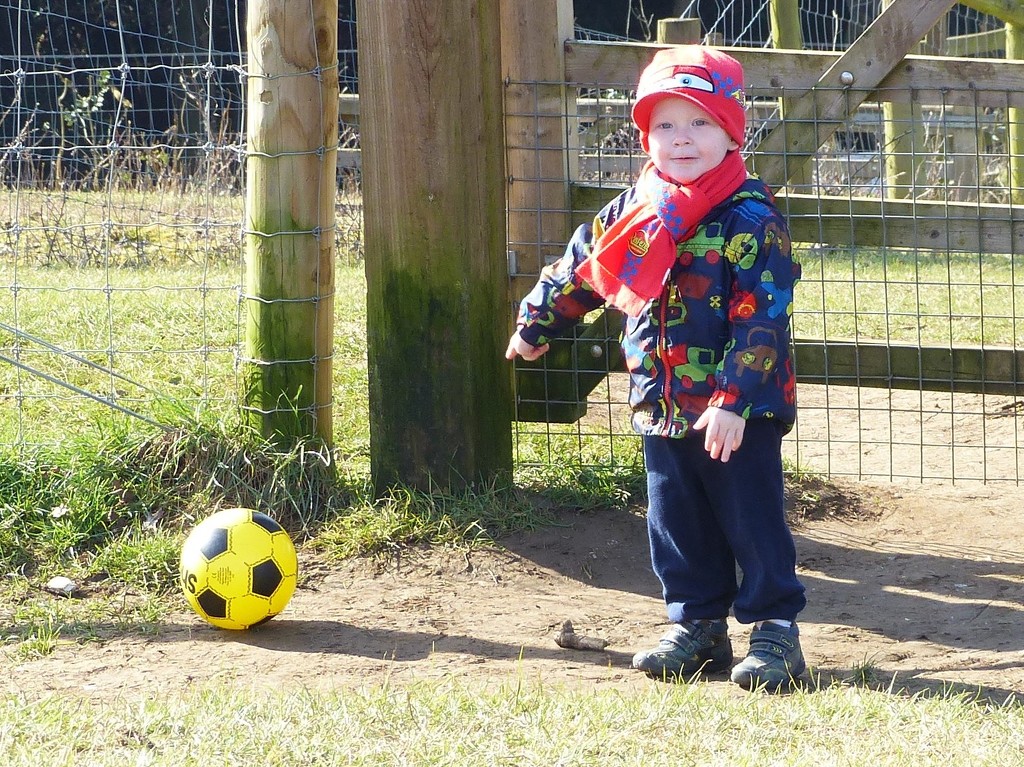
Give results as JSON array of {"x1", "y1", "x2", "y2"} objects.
[{"x1": 505, "y1": 331, "x2": 550, "y2": 361}]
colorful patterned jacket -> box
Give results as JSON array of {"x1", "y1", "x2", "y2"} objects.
[{"x1": 515, "y1": 177, "x2": 800, "y2": 438}]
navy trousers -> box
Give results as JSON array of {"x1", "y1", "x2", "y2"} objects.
[{"x1": 643, "y1": 420, "x2": 806, "y2": 625}]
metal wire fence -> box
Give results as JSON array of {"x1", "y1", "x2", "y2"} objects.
[
  {"x1": 0, "y1": 1, "x2": 358, "y2": 447},
  {"x1": 674, "y1": 0, "x2": 1004, "y2": 51},
  {"x1": 509, "y1": 26, "x2": 1024, "y2": 484},
  {"x1": 4, "y1": 1, "x2": 1024, "y2": 486}
]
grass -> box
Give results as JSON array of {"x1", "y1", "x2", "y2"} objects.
[
  {"x1": 794, "y1": 246, "x2": 1024, "y2": 347},
  {"x1": 0, "y1": 678, "x2": 1022, "y2": 766},
  {"x1": 0, "y1": 407, "x2": 643, "y2": 666}
]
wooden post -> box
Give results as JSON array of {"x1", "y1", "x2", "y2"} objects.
[
  {"x1": 357, "y1": 0, "x2": 512, "y2": 493},
  {"x1": 243, "y1": 0, "x2": 338, "y2": 444},
  {"x1": 657, "y1": 18, "x2": 702, "y2": 45},
  {"x1": 1008, "y1": 22, "x2": 1024, "y2": 204},
  {"x1": 501, "y1": 0, "x2": 576, "y2": 301},
  {"x1": 768, "y1": 0, "x2": 801, "y2": 51},
  {"x1": 881, "y1": 94, "x2": 919, "y2": 199},
  {"x1": 768, "y1": 0, "x2": 814, "y2": 193},
  {"x1": 881, "y1": 0, "x2": 932, "y2": 199}
]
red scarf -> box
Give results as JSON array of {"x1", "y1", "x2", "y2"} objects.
[{"x1": 577, "y1": 151, "x2": 749, "y2": 317}]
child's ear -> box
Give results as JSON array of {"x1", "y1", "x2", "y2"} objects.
[{"x1": 728, "y1": 139, "x2": 740, "y2": 151}]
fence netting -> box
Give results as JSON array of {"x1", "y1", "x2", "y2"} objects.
[
  {"x1": 0, "y1": 1, "x2": 358, "y2": 448},
  {"x1": 511, "y1": 3, "x2": 1024, "y2": 485},
  {"x1": 3, "y1": 1, "x2": 1023, "y2": 485}
]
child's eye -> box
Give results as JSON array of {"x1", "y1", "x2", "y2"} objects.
[{"x1": 655, "y1": 122, "x2": 673, "y2": 130}]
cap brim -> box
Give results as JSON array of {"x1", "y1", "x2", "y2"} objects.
[{"x1": 632, "y1": 89, "x2": 722, "y2": 134}]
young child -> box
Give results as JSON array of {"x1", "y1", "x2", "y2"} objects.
[{"x1": 505, "y1": 46, "x2": 806, "y2": 691}]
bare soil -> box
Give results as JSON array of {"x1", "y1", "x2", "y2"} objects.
[{"x1": 6, "y1": 478, "x2": 1024, "y2": 704}]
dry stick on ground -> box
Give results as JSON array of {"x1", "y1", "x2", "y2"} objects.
[{"x1": 555, "y1": 620, "x2": 609, "y2": 651}]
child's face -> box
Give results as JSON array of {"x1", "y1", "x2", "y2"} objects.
[{"x1": 646, "y1": 97, "x2": 740, "y2": 184}]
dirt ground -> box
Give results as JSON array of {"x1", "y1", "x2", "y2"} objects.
[{"x1": 5, "y1": 476, "x2": 1024, "y2": 704}]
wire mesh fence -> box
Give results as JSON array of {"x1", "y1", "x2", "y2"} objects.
[
  {"x1": 3, "y1": 1, "x2": 1023, "y2": 484},
  {"x1": 510, "y1": 13, "x2": 1024, "y2": 484},
  {"x1": 673, "y1": 0, "x2": 1004, "y2": 51},
  {"x1": 0, "y1": 0, "x2": 358, "y2": 448}
]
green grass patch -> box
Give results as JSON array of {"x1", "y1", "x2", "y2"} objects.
[
  {"x1": 0, "y1": 414, "x2": 644, "y2": 657},
  {"x1": 0, "y1": 679, "x2": 1021, "y2": 766},
  {"x1": 0, "y1": 424, "x2": 352, "y2": 572},
  {"x1": 795, "y1": 246, "x2": 1024, "y2": 346}
]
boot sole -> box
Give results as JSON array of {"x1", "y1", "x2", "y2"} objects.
[{"x1": 635, "y1": 654, "x2": 734, "y2": 680}]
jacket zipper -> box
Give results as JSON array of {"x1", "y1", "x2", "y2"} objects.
[{"x1": 658, "y1": 279, "x2": 674, "y2": 437}]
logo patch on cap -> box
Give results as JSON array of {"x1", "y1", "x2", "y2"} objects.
[{"x1": 666, "y1": 68, "x2": 715, "y2": 93}]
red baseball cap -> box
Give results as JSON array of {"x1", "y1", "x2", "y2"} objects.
[{"x1": 632, "y1": 46, "x2": 747, "y2": 151}]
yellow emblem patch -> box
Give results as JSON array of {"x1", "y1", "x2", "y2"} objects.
[{"x1": 628, "y1": 231, "x2": 650, "y2": 257}]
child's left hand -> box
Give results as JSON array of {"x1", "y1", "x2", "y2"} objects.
[{"x1": 693, "y1": 406, "x2": 745, "y2": 463}]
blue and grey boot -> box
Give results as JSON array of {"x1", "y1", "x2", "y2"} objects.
[
  {"x1": 632, "y1": 619, "x2": 733, "y2": 680},
  {"x1": 730, "y1": 621, "x2": 806, "y2": 692}
]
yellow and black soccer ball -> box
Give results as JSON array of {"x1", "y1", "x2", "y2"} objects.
[{"x1": 179, "y1": 507, "x2": 298, "y2": 630}]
